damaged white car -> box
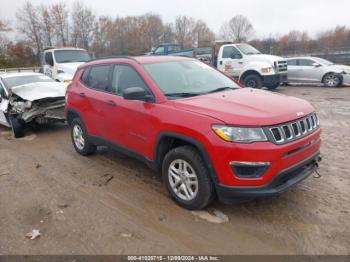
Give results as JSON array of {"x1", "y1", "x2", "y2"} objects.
[{"x1": 0, "y1": 72, "x2": 66, "y2": 138}]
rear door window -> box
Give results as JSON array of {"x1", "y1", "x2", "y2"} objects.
[
  {"x1": 298, "y1": 59, "x2": 314, "y2": 66},
  {"x1": 82, "y1": 65, "x2": 112, "y2": 91}
]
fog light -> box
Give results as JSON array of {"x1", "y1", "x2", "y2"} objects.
[{"x1": 230, "y1": 161, "x2": 270, "y2": 178}]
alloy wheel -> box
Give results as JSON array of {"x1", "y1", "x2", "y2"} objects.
[
  {"x1": 168, "y1": 159, "x2": 199, "y2": 201},
  {"x1": 73, "y1": 124, "x2": 85, "y2": 150}
]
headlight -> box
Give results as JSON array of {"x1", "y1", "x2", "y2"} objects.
[
  {"x1": 261, "y1": 67, "x2": 273, "y2": 73},
  {"x1": 25, "y1": 101, "x2": 32, "y2": 109},
  {"x1": 212, "y1": 125, "x2": 268, "y2": 143}
]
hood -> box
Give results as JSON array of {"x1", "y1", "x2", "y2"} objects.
[
  {"x1": 245, "y1": 54, "x2": 285, "y2": 64},
  {"x1": 57, "y1": 62, "x2": 85, "y2": 76},
  {"x1": 10, "y1": 82, "x2": 66, "y2": 101},
  {"x1": 173, "y1": 88, "x2": 314, "y2": 126},
  {"x1": 328, "y1": 64, "x2": 350, "y2": 73}
]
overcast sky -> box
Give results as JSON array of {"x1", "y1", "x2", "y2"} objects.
[{"x1": 1, "y1": 0, "x2": 349, "y2": 39}]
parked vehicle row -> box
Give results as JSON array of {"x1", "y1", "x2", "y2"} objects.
[
  {"x1": 150, "y1": 42, "x2": 288, "y2": 90},
  {"x1": 65, "y1": 55, "x2": 322, "y2": 210},
  {"x1": 285, "y1": 56, "x2": 350, "y2": 87}
]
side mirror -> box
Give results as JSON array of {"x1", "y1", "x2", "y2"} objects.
[
  {"x1": 312, "y1": 62, "x2": 321, "y2": 67},
  {"x1": 122, "y1": 87, "x2": 154, "y2": 102}
]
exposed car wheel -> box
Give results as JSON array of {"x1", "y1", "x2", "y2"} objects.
[
  {"x1": 243, "y1": 75, "x2": 262, "y2": 89},
  {"x1": 162, "y1": 146, "x2": 214, "y2": 210},
  {"x1": 266, "y1": 83, "x2": 280, "y2": 90},
  {"x1": 71, "y1": 118, "x2": 96, "y2": 156},
  {"x1": 10, "y1": 117, "x2": 25, "y2": 138},
  {"x1": 323, "y1": 73, "x2": 342, "y2": 87}
]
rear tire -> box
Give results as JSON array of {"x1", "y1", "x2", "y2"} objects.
[
  {"x1": 323, "y1": 73, "x2": 342, "y2": 87},
  {"x1": 71, "y1": 118, "x2": 96, "y2": 156},
  {"x1": 162, "y1": 146, "x2": 214, "y2": 210},
  {"x1": 243, "y1": 75, "x2": 262, "y2": 89}
]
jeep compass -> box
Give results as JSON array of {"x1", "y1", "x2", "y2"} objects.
[{"x1": 65, "y1": 56, "x2": 321, "y2": 210}]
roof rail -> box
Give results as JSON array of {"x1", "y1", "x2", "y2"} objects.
[{"x1": 91, "y1": 56, "x2": 139, "y2": 62}]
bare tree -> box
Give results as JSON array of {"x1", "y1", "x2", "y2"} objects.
[
  {"x1": 16, "y1": 1, "x2": 43, "y2": 55},
  {"x1": 139, "y1": 13, "x2": 164, "y2": 51},
  {"x1": 71, "y1": 1, "x2": 96, "y2": 49},
  {"x1": 51, "y1": 2, "x2": 69, "y2": 46},
  {"x1": 193, "y1": 20, "x2": 215, "y2": 47},
  {"x1": 91, "y1": 16, "x2": 114, "y2": 56},
  {"x1": 40, "y1": 5, "x2": 54, "y2": 47},
  {"x1": 161, "y1": 23, "x2": 174, "y2": 43},
  {"x1": 220, "y1": 15, "x2": 254, "y2": 42},
  {"x1": 174, "y1": 16, "x2": 195, "y2": 47}
]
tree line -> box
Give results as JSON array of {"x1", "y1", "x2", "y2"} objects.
[{"x1": 0, "y1": 1, "x2": 349, "y2": 67}]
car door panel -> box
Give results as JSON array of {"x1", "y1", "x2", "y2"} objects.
[
  {"x1": 296, "y1": 59, "x2": 323, "y2": 83},
  {"x1": 218, "y1": 46, "x2": 243, "y2": 77},
  {"x1": 106, "y1": 64, "x2": 156, "y2": 157},
  {"x1": 287, "y1": 66, "x2": 299, "y2": 82},
  {"x1": 0, "y1": 99, "x2": 10, "y2": 127},
  {"x1": 76, "y1": 64, "x2": 113, "y2": 136}
]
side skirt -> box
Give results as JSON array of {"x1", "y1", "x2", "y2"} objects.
[{"x1": 88, "y1": 135, "x2": 158, "y2": 171}]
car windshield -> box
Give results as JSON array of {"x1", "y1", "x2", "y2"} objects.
[
  {"x1": 313, "y1": 57, "x2": 334, "y2": 66},
  {"x1": 236, "y1": 44, "x2": 261, "y2": 55},
  {"x1": 143, "y1": 60, "x2": 240, "y2": 98},
  {"x1": 2, "y1": 75, "x2": 54, "y2": 89},
  {"x1": 54, "y1": 50, "x2": 91, "y2": 63}
]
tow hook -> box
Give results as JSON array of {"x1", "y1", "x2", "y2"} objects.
[{"x1": 313, "y1": 155, "x2": 322, "y2": 178}]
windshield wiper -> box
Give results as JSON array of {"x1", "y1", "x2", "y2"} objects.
[
  {"x1": 165, "y1": 92, "x2": 201, "y2": 98},
  {"x1": 206, "y1": 87, "x2": 235, "y2": 94}
]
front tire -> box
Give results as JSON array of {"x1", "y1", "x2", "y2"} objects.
[
  {"x1": 323, "y1": 73, "x2": 342, "y2": 87},
  {"x1": 10, "y1": 117, "x2": 25, "y2": 138},
  {"x1": 243, "y1": 75, "x2": 262, "y2": 89},
  {"x1": 71, "y1": 118, "x2": 96, "y2": 156},
  {"x1": 162, "y1": 146, "x2": 214, "y2": 210}
]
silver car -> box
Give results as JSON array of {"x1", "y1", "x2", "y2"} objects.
[
  {"x1": 285, "y1": 57, "x2": 350, "y2": 87},
  {"x1": 0, "y1": 72, "x2": 66, "y2": 138}
]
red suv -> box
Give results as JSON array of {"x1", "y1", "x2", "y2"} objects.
[{"x1": 65, "y1": 56, "x2": 321, "y2": 210}]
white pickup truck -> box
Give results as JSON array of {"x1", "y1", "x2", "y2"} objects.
[
  {"x1": 212, "y1": 42, "x2": 288, "y2": 89},
  {"x1": 40, "y1": 48, "x2": 91, "y2": 84}
]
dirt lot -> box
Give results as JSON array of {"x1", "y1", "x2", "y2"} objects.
[{"x1": 0, "y1": 86, "x2": 349, "y2": 255}]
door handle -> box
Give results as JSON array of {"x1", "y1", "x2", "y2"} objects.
[
  {"x1": 238, "y1": 62, "x2": 243, "y2": 64},
  {"x1": 78, "y1": 92, "x2": 86, "y2": 98},
  {"x1": 105, "y1": 100, "x2": 117, "y2": 106}
]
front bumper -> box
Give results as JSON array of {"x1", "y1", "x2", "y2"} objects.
[
  {"x1": 216, "y1": 151, "x2": 320, "y2": 203},
  {"x1": 262, "y1": 73, "x2": 288, "y2": 85}
]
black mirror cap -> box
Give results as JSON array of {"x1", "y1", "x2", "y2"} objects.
[{"x1": 122, "y1": 87, "x2": 154, "y2": 102}]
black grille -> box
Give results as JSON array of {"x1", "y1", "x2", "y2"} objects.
[{"x1": 264, "y1": 113, "x2": 320, "y2": 144}]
